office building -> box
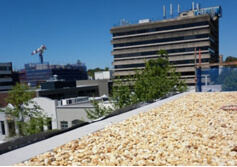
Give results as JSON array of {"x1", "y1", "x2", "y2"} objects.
[
  {"x1": 0, "y1": 62, "x2": 13, "y2": 91},
  {"x1": 110, "y1": 6, "x2": 221, "y2": 85}
]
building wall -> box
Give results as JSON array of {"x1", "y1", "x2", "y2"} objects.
[
  {"x1": 76, "y1": 80, "x2": 112, "y2": 96},
  {"x1": 0, "y1": 62, "x2": 13, "y2": 91},
  {"x1": 95, "y1": 71, "x2": 111, "y2": 80},
  {"x1": 56, "y1": 107, "x2": 93, "y2": 129},
  {"x1": 0, "y1": 92, "x2": 9, "y2": 107},
  {"x1": 38, "y1": 85, "x2": 99, "y2": 100},
  {"x1": 110, "y1": 14, "x2": 220, "y2": 85},
  {"x1": 0, "y1": 112, "x2": 9, "y2": 140},
  {"x1": 32, "y1": 97, "x2": 58, "y2": 130}
]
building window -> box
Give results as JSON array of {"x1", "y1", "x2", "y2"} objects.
[
  {"x1": 47, "y1": 118, "x2": 52, "y2": 130},
  {"x1": 0, "y1": 121, "x2": 5, "y2": 135},
  {"x1": 71, "y1": 119, "x2": 83, "y2": 126},
  {"x1": 60, "y1": 121, "x2": 68, "y2": 129}
]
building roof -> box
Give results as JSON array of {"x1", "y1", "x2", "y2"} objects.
[{"x1": 1, "y1": 91, "x2": 237, "y2": 166}]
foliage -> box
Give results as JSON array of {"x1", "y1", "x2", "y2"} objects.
[
  {"x1": 111, "y1": 76, "x2": 136, "y2": 109},
  {"x1": 225, "y1": 56, "x2": 237, "y2": 62},
  {"x1": 86, "y1": 50, "x2": 187, "y2": 119},
  {"x1": 85, "y1": 99, "x2": 113, "y2": 120},
  {"x1": 5, "y1": 83, "x2": 47, "y2": 136},
  {"x1": 157, "y1": 49, "x2": 168, "y2": 59},
  {"x1": 133, "y1": 52, "x2": 187, "y2": 102},
  {"x1": 222, "y1": 70, "x2": 237, "y2": 91},
  {"x1": 225, "y1": 56, "x2": 237, "y2": 67}
]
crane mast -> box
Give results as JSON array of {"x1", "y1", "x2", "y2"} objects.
[{"x1": 31, "y1": 45, "x2": 47, "y2": 64}]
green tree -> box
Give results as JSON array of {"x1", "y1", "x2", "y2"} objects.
[
  {"x1": 225, "y1": 56, "x2": 237, "y2": 67},
  {"x1": 111, "y1": 76, "x2": 136, "y2": 109},
  {"x1": 157, "y1": 49, "x2": 168, "y2": 59},
  {"x1": 85, "y1": 99, "x2": 113, "y2": 120},
  {"x1": 5, "y1": 83, "x2": 47, "y2": 136},
  {"x1": 225, "y1": 56, "x2": 237, "y2": 62},
  {"x1": 222, "y1": 70, "x2": 237, "y2": 91},
  {"x1": 133, "y1": 52, "x2": 187, "y2": 102},
  {"x1": 86, "y1": 50, "x2": 187, "y2": 119}
]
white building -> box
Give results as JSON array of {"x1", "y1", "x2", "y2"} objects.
[
  {"x1": 94, "y1": 71, "x2": 112, "y2": 80},
  {"x1": 32, "y1": 96, "x2": 112, "y2": 130},
  {"x1": 0, "y1": 112, "x2": 8, "y2": 142}
]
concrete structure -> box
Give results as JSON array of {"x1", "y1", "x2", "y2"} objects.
[
  {"x1": 94, "y1": 71, "x2": 112, "y2": 80},
  {"x1": 0, "y1": 62, "x2": 13, "y2": 91},
  {"x1": 0, "y1": 112, "x2": 8, "y2": 141},
  {"x1": 110, "y1": 6, "x2": 221, "y2": 85},
  {"x1": 77, "y1": 79, "x2": 112, "y2": 96},
  {"x1": 32, "y1": 97, "x2": 58, "y2": 130},
  {"x1": 56, "y1": 101, "x2": 93, "y2": 129},
  {"x1": 37, "y1": 84, "x2": 99, "y2": 100},
  {"x1": 31, "y1": 96, "x2": 111, "y2": 130},
  {"x1": 0, "y1": 91, "x2": 190, "y2": 165}
]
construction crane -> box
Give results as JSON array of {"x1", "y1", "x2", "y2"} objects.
[{"x1": 31, "y1": 45, "x2": 47, "y2": 64}]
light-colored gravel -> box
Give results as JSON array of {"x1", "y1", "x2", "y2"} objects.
[{"x1": 16, "y1": 92, "x2": 237, "y2": 166}]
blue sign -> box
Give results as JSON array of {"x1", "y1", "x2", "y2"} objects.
[{"x1": 195, "y1": 6, "x2": 221, "y2": 18}]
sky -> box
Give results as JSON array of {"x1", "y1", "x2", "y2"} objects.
[{"x1": 0, "y1": 0, "x2": 236, "y2": 70}]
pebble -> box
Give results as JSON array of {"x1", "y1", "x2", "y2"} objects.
[{"x1": 14, "y1": 92, "x2": 237, "y2": 166}]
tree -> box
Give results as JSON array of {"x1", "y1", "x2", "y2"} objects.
[
  {"x1": 222, "y1": 70, "x2": 237, "y2": 91},
  {"x1": 85, "y1": 99, "x2": 113, "y2": 120},
  {"x1": 111, "y1": 76, "x2": 136, "y2": 109},
  {"x1": 133, "y1": 51, "x2": 187, "y2": 102},
  {"x1": 225, "y1": 56, "x2": 237, "y2": 67},
  {"x1": 157, "y1": 49, "x2": 168, "y2": 59},
  {"x1": 5, "y1": 83, "x2": 47, "y2": 136},
  {"x1": 225, "y1": 56, "x2": 237, "y2": 62},
  {"x1": 86, "y1": 50, "x2": 187, "y2": 119}
]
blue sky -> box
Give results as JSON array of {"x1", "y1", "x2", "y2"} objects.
[{"x1": 0, "y1": 0, "x2": 236, "y2": 70}]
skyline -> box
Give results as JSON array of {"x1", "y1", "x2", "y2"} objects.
[{"x1": 1, "y1": 0, "x2": 237, "y2": 70}]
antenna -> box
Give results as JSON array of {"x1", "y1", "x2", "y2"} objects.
[
  {"x1": 163, "y1": 5, "x2": 166, "y2": 19},
  {"x1": 170, "y1": 4, "x2": 173, "y2": 18},
  {"x1": 178, "y1": 4, "x2": 180, "y2": 15},
  {"x1": 196, "y1": 3, "x2": 199, "y2": 10},
  {"x1": 192, "y1": 2, "x2": 195, "y2": 11}
]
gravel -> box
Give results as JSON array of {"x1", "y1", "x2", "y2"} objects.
[{"x1": 15, "y1": 92, "x2": 237, "y2": 166}]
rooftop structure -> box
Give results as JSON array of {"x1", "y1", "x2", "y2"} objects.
[
  {"x1": 1, "y1": 92, "x2": 237, "y2": 165},
  {"x1": 110, "y1": 5, "x2": 221, "y2": 85}
]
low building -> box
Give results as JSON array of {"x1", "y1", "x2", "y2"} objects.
[
  {"x1": 37, "y1": 80, "x2": 99, "y2": 100},
  {"x1": 32, "y1": 97, "x2": 57, "y2": 130},
  {"x1": 76, "y1": 79, "x2": 113, "y2": 96},
  {"x1": 0, "y1": 112, "x2": 8, "y2": 141},
  {"x1": 94, "y1": 71, "x2": 113, "y2": 80},
  {"x1": 31, "y1": 96, "x2": 111, "y2": 130}
]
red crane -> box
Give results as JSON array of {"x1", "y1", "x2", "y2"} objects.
[{"x1": 31, "y1": 45, "x2": 47, "y2": 64}]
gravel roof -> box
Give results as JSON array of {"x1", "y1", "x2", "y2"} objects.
[{"x1": 14, "y1": 92, "x2": 237, "y2": 166}]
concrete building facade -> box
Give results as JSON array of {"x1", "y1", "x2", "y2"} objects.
[
  {"x1": 110, "y1": 6, "x2": 221, "y2": 85},
  {"x1": 94, "y1": 71, "x2": 113, "y2": 80},
  {"x1": 76, "y1": 79, "x2": 112, "y2": 96}
]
